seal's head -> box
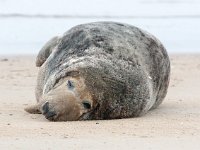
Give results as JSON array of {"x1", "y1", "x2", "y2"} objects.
[{"x1": 25, "y1": 76, "x2": 96, "y2": 121}]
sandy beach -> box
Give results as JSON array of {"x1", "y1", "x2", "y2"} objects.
[{"x1": 0, "y1": 54, "x2": 200, "y2": 150}]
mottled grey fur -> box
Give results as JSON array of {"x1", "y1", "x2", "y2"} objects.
[{"x1": 36, "y1": 21, "x2": 170, "y2": 120}]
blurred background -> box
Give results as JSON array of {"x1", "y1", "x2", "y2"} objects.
[{"x1": 0, "y1": 0, "x2": 200, "y2": 55}]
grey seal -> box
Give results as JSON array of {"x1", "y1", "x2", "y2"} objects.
[{"x1": 25, "y1": 21, "x2": 170, "y2": 121}]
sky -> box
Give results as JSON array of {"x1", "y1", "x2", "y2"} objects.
[{"x1": 0, "y1": 0, "x2": 200, "y2": 54}]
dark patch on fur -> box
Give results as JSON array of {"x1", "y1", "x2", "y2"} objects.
[{"x1": 79, "y1": 63, "x2": 150, "y2": 119}]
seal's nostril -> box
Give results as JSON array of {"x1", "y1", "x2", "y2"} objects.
[
  {"x1": 45, "y1": 111, "x2": 57, "y2": 119},
  {"x1": 42, "y1": 101, "x2": 49, "y2": 114},
  {"x1": 42, "y1": 102, "x2": 57, "y2": 120}
]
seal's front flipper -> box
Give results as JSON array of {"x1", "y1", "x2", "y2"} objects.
[
  {"x1": 24, "y1": 104, "x2": 41, "y2": 114},
  {"x1": 36, "y1": 36, "x2": 61, "y2": 67}
]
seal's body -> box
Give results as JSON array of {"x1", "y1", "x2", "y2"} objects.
[{"x1": 25, "y1": 22, "x2": 170, "y2": 121}]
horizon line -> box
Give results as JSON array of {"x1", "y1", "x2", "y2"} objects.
[{"x1": 1, "y1": 13, "x2": 200, "y2": 19}]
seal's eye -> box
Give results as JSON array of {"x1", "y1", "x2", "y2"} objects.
[
  {"x1": 82, "y1": 101, "x2": 91, "y2": 109},
  {"x1": 67, "y1": 80, "x2": 74, "y2": 89}
]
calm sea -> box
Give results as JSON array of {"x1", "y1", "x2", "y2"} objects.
[{"x1": 0, "y1": 0, "x2": 200, "y2": 54}]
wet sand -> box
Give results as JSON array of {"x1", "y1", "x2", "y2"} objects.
[{"x1": 0, "y1": 54, "x2": 200, "y2": 150}]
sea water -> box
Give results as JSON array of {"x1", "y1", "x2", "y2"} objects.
[{"x1": 0, "y1": 0, "x2": 200, "y2": 54}]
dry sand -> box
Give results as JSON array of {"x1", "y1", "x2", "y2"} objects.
[{"x1": 0, "y1": 54, "x2": 200, "y2": 150}]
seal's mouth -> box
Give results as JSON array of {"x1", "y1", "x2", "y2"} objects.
[
  {"x1": 41, "y1": 100, "x2": 92, "y2": 121},
  {"x1": 41, "y1": 101, "x2": 58, "y2": 121}
]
